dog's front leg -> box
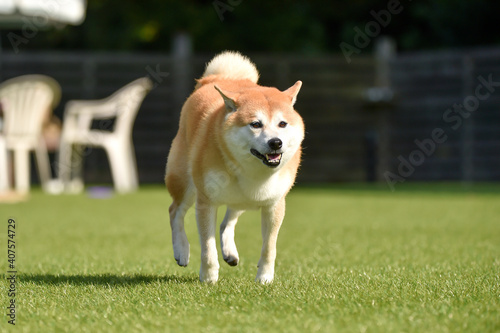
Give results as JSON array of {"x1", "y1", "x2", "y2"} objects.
[
  {"x1": 220, "y1": 209, "x2": 244, "y2": 266},
  {"x1": 256, "y1": 198, "x2": 286, "y2": 284},
  {"x1": 196, "y1": 196, "x2": 219, "y2": 283}
]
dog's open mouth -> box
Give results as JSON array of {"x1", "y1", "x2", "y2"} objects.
[{"x1": 250, "y1": 149, "x2": 282, "y2": 168}]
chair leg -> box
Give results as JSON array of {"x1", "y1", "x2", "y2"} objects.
[
  {"x1": 35, "y1": 139, "x2": 52, "y2": 191},
  {"x1": 106, "y1": 141, "x2": 138, "y2": 193},
  {"x1": 0, "y1": 137, "x2": 9, "y2": 192},
  {"x1": 57, "y1": 114, "x2": 85, "y2": 193},
  {"x1": 57, "y1": 140, "x2": 85, "y2": 193},
  {"x1": 126, "y1": 142, "x2": 139, "y2": 190},
  {"x1": 70, "y1": 145, "x2": 85, "y2": 186},
  {"x1": 57, "y1": 140, "x2": 73, "y2": 185},
  {"x1": 13, "y1": 148, "x2": 30, "y2": 193}
]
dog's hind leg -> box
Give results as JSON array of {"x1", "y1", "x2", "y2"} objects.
[
  {"x1": 256, "y1": 198, "x2": 286, "y2": 284},
  {"x1": 168, "y1": 184, "x2": 195, "y2": 267},
  {"x1": 220, "y1": 208, "x2": 244, "y2": 266},
  {"x1": 166, "y1": 133, "x2": 195, "y2": 267}
]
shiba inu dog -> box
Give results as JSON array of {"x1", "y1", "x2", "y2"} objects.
[{"x1": 165, "y1": 51, "x2": 304, "y2": 283}]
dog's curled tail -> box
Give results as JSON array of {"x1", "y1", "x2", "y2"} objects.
[{"x1": 200, "y1": 51, "x2": 259, "y2": 84}]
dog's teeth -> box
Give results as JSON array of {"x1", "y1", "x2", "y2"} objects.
[{"x1": 266, "y1": 154, "x2": 282, "y2": 162}]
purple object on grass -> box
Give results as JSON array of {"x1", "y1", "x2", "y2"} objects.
[{"x1": 87, "y1": 186, "x2": 114, "y2": 199}]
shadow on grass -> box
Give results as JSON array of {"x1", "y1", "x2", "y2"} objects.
[{"x1": 18, "y1": 273, "x2": 198, "y2": 286}]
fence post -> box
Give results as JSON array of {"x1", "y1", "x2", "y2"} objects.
[
  {"x1": 373, "y1": 37, "x2": 396, "y2": 182},
  {"x1": 0, "y1": 38, "x2": 3, "y2": 81},
  {"x1": 172, "y1": 32, "x2": 193, "y2": 118},
  {"x1": 375, "y1": 37, "x2": 396, "y2": 88},
  {"x1": 461, "y1": 56, "x2": 475, "y2": 183}
]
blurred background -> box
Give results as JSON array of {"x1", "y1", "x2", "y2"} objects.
[{"x1": 1, "y1": 0, "x2": 499, "y2": 191}]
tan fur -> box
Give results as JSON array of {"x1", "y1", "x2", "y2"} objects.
[{"x1": 165, "y1": 51, "x2": 304, "y2": 283}]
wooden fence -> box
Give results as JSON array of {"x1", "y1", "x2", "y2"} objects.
[{"x1": 1, "y1": 46, "x2": 499, "y2": 185}]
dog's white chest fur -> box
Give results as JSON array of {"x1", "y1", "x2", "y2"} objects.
[{"x1": 203, "y1": 168, "x2": 289, "y2": 209}]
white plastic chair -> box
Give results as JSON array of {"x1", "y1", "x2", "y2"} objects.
[
  {"x1": 0, "y1": 75, "x2": 61, "y2": 193},
  {"x1": 57, "y1": 77, "x2": 153, "y2": 194},
  {"x1": 0, "y1": 135, "x2": 8, "y2": 193}
]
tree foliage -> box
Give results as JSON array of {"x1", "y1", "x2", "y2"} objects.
[{"x1": 1, "y1": 0, "x2": 499, "y2": 54}]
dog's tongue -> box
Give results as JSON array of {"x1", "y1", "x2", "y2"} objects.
[{"x1": 267, "y1": 154, "x2": 281, "y2": 161}]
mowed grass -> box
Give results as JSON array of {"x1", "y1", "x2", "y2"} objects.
[{"x1": 1, "y1": 183, "x2": 499, "y2": 332}]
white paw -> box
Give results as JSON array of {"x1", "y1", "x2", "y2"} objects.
[
  {"x1": 223, "y1": 253, "x2": 239, "y2": 266},
  {"x1": 221, "y1": 241, "x2": 239, "y2": 266},
  {"x1": 173, "y1": 234, "x2": 190, "y2": 267},
  {"x1": 221, "y1": 228, "x2": 239, "y2": 266},
  {"x1": 255, "y1": 273, "x2": 274, "y2": 284},
  {"x1": 255, "y1": 266, "x2": 275, "y2": 284},
  {"x1": 200, "y1": 266, "x2": 219, "y2": 283}
]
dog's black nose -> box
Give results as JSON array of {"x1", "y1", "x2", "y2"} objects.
[{"x1": 268, "y1": 138, "x2": 282, "y2": 150}]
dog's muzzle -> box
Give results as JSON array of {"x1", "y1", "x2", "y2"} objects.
[{"x1": 250, "y1": 148, "x2": 282, "y2": 168}]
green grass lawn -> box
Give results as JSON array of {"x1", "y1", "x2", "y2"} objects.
[{"x1": 1, "y1": 183, "x2": 499, "y2": 332}]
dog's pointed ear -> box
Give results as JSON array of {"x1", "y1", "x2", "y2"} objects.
[
  {"x1": 214, "y1": 85, "x2": 237, "y2": 112},
  {"x1": 283, "y1": 80, "x2": 302, "y2": 106}
]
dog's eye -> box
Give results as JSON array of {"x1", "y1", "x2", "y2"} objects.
[
  {"x1": 250, "y1": 121, "x2": 263, "y2": 129},
  {"x1": 278, "y1": 121, "x2": 288, "y2": 128}
]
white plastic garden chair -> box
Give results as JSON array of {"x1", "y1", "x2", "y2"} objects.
[
  {"x1": 56, "y1": 77, "x2": 153, "y2": 194},
  {"x1": 0, "y1": 135, "x2": 8, "y2": 193},
  {"x1": 0, "y1": 75, "x2": 61, "y2": 193}
]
